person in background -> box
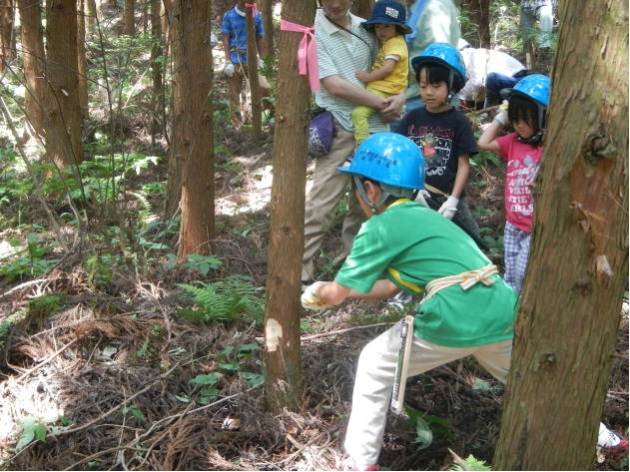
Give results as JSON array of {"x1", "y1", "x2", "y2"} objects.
[
  {"x1": 221, "y1": 0, "x2": 271, "y2": 128},
  {"x1": 457, "y1": 38, "x2": 529, "y2": 110},
  {"x1": 520, "y1": 0, "x2": 555, "y2": 55},
  {"x1": 352, "y1": 0, "x2": 410, "y2": 146},
  {"x1": 301, "y1": 0, "x2": 405, "y2": 286},
  {"x1": 396, "y1": 42, "x2": 481, "y2": 242}
]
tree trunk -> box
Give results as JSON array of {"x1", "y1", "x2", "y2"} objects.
[
  {"x1": 77, "y1": 0, "x2": 89, "y2": 120},
  {"x1": 150, "y1": 0, "x2": 164, "y2": 146},
  {"x1": 18, "y1": 0, "x2": 46, "y2": 140},
  {"x1": 246, "y1": 5, "x2": 261, "y2": 139},
  {"x1": 460, "y1": 0, "x2": 490, "y2": 47},
  {"x1": 44, "y1": 0, "x2": 84, "y2": 169},
  {"x1": 163, "y1": 0, "x2": 214, "y2": 258},
  {"x1": 0, "y1": 0, "x2": 15, "y2": 72},
  {"x1": 85, "y1": 0, "x2": 96, "y2": 30},
  {"x1": 123, "y1": 0, "x2": 134, "y2": 36},
  {"x1": 259, "y1": 0, "x2": 273, "y2": 57},
  {"x1": 350, "y1": 0, "x2": 373, "y2": 20},
  {"x1": 263, "y1": 0, "x2": 314, "y2": 413},
  {"x1": 493, "y1": 1, "x2": 629, "y2": 470}
]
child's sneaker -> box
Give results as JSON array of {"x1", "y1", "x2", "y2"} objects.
[
  {"x1": 342, "y1": 457, "x2": 380, "y2": 471},
  {"x1": 597, "y1": 424, "x2": 628, "y2": 461},
  {"x1": 610, "y1": 439, "x2": 629, "y2": 461}
]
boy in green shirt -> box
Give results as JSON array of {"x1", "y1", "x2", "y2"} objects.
[{"x1": 301, "y1": 132, "x2": 518, "y2": 470}]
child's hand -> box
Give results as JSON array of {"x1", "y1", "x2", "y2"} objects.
[
  {"x1": 301, "y1": 281, "x2": 330, "y2": 310},
  {"x1": 438, "y1": 195, "x2": 459, "y2": 220},
  {"x1": 494, "y1": 100, "x2": 509, "y2": 126},
  {"x1": 355, "y1": 70, "x2": 369, "y2": 84}
]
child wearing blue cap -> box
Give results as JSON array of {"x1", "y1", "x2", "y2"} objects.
[{"x1": 352, "y1": 0, "x2": 410, "y2": 145}]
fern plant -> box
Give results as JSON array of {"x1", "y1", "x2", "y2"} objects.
[{"x1": 177, "y1": 275, "x2": 264, "y2": 325}]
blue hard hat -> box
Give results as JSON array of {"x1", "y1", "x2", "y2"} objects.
[
  {"x1": 362, "y1": 0, "x2": 412, "y2": 35},
  {"x1": 507, "y1": 74, "x2": 550, "y2": 107},
  {"x1": 411, "y1": 42, "x2": 467, "y2": 84},
  {"x1": 338, "y1": 132, "x2": 425, "y2": 190}
]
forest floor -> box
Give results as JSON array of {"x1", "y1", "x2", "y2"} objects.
[{"x1": 0, "y1": 54, "x2": 628, "y2": 472}]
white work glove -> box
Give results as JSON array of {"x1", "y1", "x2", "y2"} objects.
[
  {"x1": 493, "y1": 100, "x2": 509, "y2": 126},
  {"x1": 224, "y1": 62, "x2": 235, "y2": 78},
  {"x1": 414, "y1": 189, "x2": 431, "y2": 208},
  {"x1": 301, "y1": 281, "x2": 330, "y2": 310},
  {"x1": 438, "y1": 195, "x2": 459, "y2": 220}
]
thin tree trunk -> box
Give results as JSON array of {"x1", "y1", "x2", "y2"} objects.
[
  {"x1": 123, "y1": 0, "x2": 134, "y2": 35},
  {"x1": 246, "y1": 5, "x2": 261, "y2": 138},
  {"x1": 493, "y1": 0, "x2": 629, "y2": 469},
  {"x1": 263, "y1": 0, "x2": 314, "y2": 413},
  {"x1": 44, "y1": 0, "x2": 84, "y2": 169},
  {"x1": 259, "y1": 0, "x2": 273, "y2": 57},
  {"x1": 150, "y1": 0, "x2": 164, "y2": 145},
  {"x1": 77, "y1": 0, "x2": 89, "y2": 120},
  {"x1": 0, "y1": 0, "x2": 15, "y2": 71},
  {"x1": 163, "y1": 0, "x2": 214, "y2": 256},
  {"x1": 18, "y1": 0, "x2": 46, "y2": 140},
  {"x1": 351, "y1": 0, "x2": 373, "y2": 20}
]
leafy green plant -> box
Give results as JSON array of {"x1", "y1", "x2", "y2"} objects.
[
  {"x1": 135, "y1": 337, "x2": 156, "y2": 359},
  {"x1": 15, "y1": 415, "x2": 72, "y2": 451},
  {"x1": 177, "y1": 275, "x2": 264, "y2": 325},
  {"x1": 0, "y1": 232, "x2": 59, "y2": 282},
  {"x1": 28, "y1": 294, "x2": 63, "y2": 319},
  {"x1": 163, "y1": 253, "x2": 222, "y2": 276},
  {"x1": 403, "y1": 405, "x2": 452, "y2": 449},
  {"x1": 121, "y1": 404, "x2": 146, "y2": 421},
  {"x1": 451, "y1": 454, "x2": 492, "y2": 471},
  {"x1": 190, "y1": 372, "x2": 224, "y2": 404},
  {"x1": 85, "y1": 254, "x2": 115, "y2": 288},
  {"x1": 217, "y1": 343, "x2": 264, "y2": 388},
  {"x1": 16, "y1": 416, "x2": 47, "y2": 451}
]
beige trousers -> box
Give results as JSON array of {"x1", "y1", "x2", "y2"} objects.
[{"x1": 302, "y1": 125, "x2": 365, "y2": 282}]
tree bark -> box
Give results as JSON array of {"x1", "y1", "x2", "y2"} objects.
[
  {"x1": 493, "y1": 1, "x2": 629, "y2": 469},
  {"x1": 44, "y1": 0, "x2": 84, "y2": 169},
  {"x1": 246, "y1": 5, "x2": 261, "y2": 138},
  {"x1": 0, "y1": 0, "x2": 15, "y2": 72},
  {"x1": 163, "y1": 0, "x2": 214, "y2": 258},
  {"x1": 18, "y1": 0, "x2": 46, "y2": 140},
  {"x1": 351, "y1": 0, "x2": 373, "y2": 20},
  {"x1": 258, "y1": 0, "x2": 273, "y2": 58},
  {"x1": 460, "y1": 0, "x2": 490, "y2": 47},
  {"x1": 263, "y1": 0, "x2": 314, "y2": 413},
  {"x1": 123, "y1": 0, "x2": 134, "y2": 36},
  {"x1": 150, "y1": 0, "x2": 164, "y2": 146},
  {"x1": 77, "y1": 0, "x2": 89, "y2": 120}
]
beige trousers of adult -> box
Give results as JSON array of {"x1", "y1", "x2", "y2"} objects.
[
  {"x1": 226, "y1": 63, "x2": 271, "y2": 126},
  {"x1": 344, "y1": 319, "x2": 513, "y2": 467},
  {"x1": 301, "y1": 125, "x2": 365, "y2": 282}
]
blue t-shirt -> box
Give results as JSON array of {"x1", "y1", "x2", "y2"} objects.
[{"x1": 221, "y1": 6, "x2": 264, "y2": 64}]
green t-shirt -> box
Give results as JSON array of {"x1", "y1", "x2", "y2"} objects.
[{"x1": 335, "y1": 201, "x2": 518, "y2": 348}]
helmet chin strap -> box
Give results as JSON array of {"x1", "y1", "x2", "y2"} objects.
[
  {"x1": 518, "y1": 105, "x2": 546, "y2": 145},
  {"x1": 444, "y1": 70, "x2": 455, "y2": 105},
  {"x1": 353, "y1": 176, "x2": 390, "y2": 214}
]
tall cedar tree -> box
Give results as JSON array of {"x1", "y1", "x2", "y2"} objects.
[
  {"x1": 493, "y1": 0, "x2": 629, "y2": 469},
  {"x1": 263, "y1": 0, "x2": 314, "y2": 412}
]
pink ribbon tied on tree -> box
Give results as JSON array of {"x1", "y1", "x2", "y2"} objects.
[
  {"x1": 245, "y1": 3, "x2": 258, "y2": 16},
  {"x1": 280, "y1": 20, "x2": 319, "y2": 92}
]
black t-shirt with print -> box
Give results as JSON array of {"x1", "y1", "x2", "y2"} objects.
[{"x1": 396, "y1": 107, "x2": 478, "y2": 195}]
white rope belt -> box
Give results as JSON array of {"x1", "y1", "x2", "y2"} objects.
[{"x1": 423, "y1": 264, "x2": 498, "y2": 303}]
